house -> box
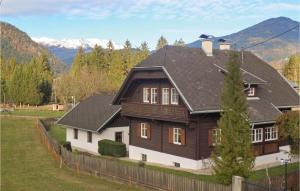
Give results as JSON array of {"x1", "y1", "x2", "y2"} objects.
[
  {"x1": 52, "y1": 104, "x2": 64, "y2": 111},
  {"x1": 112, "y1": 40, "x2": 300, "y2": 170},
  {"x1": 57, "y1": 94, "x2": 129, "y2": 154}
]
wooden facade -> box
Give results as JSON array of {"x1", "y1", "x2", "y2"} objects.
[{"x1": 120, "y1": 70, "x2": 281, "y2": 161}]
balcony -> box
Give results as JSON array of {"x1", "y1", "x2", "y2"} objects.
[{"x1": 121, "y1": 102, "x2": 189, "y2": 123}]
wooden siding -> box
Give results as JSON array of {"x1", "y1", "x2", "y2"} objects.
[
  {"x1": 122, "y1": 102, "x2": 189, "y2": 123},
  {"x1": 130, "y1": 118, "x2": 198, "y2": 159}
]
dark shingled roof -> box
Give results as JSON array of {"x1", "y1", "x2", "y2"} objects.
[
  {"x1": 114, "y1": 45, "x2": 299, "y2": 123},
  {"x1": 57, "y1": 94, "x2": 121, "y2": 132},
  {"x1": 248, "y1": 99, "x2": 281, "y2": 123}
]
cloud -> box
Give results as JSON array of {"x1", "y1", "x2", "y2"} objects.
[{"x1": 2, "y1": 0, "x2": 300, "y2": 21}]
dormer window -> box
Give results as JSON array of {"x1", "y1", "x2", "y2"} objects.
[{"x1": 247, "y1": 87, "x2": 255, "y2": 97}]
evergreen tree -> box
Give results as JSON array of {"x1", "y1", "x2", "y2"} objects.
[
  {"x1": 70, "y1": 47, "x2": 86, "y2": 75},
  {"x1": 122, "y1": 40, "x2": 132, "y2": 75},
  {"x1": 156, "y1": 36, "x2": 168, "y2": 50},
  {"x1": 173, "y1": 38, "x2": 185, "y2": 46},
  {"x1": 211, "y1": 52, "x2": 254, "y2": 184},
  {"x1": 283, "y1": 55, "x2": 300, "y2": 86},
  {"x1": 138, "y1": 41, "x2": 150, "y2": 61},
  {"x1": 106, "y1": 40, "x2": 115, "y2": 70},
  {"x1": 91, "y1": 44, "x2": 106, "y2": 70}
]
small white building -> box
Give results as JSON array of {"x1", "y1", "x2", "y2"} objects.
[{"x1": 57, "y1": 94, "x2": 129, "y2": 155}]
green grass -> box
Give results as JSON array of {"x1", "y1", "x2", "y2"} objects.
[
  {"x1": 1, "y1": 109, "x2": 65, "y2": 118},
  {"x1": 1, "y1": 116, "x2": 142, "y2": 191},
  {"x1": 48, "y1": 124, "x2": 66, "y2": 144},
  {"x1": 249, "y1": 162, "x2": 299, "y2": 181}
]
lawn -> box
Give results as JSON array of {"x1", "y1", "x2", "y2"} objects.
[
  {"x1": 1, "y1": 117, "x2": 143, "y2": 191},
  {"x1": 1, "y1": 109, "x2": 65, "y2": 118},
  {"x1": 48, "y1": 123, "x2": 66, "y2": 144}
]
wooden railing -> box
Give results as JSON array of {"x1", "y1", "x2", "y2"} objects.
[{"x1": 121, "y1": 102, "x2": 189, "y2": 123}]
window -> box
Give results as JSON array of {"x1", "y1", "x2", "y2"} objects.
[
  {"x1": 141, "y1": 123, "x2": 148, "y2": 138},
  {"x1": 265, "y1": 127, "x2": 278, "y2": 141},
  {"x1": 74, "y1": 129, "x2": 78, "y2": 139},
  {"x1": 115, "y1": 132, "x2": 123, "y2": 143},
  {"x1": 248, "y1": 87, "x2": 255, "y2": 96},
  {"x1": 251, "y1": 128, "x2": 263, "y2": 143},
  {"x1": 212, "y1": 129, "x2": 221, "y2": 145},
  {"x1": 173, "y1": 128, "x2": 182, "y2": 145},
  {"x1": 87, "y1": 131, "x2": 92, "y2": 143},
  {"x1": 174, "y1": 162, "x2": 180, "y2": 167},
  {"x1": 171, "y1": 88, "x2": 179, "y2": 105},
  {"x1": 143, "y1": 88, "x2": 149, "y2": 103},
  {"x1": 141, "y1": 154, "x2": 147, "y2": 161},
  {"x1": 162, "y1": 88, "x2": 169, "y2": 105},
  {"x1": 151, "y1": 88, "x2": 158, "y2": 104}
]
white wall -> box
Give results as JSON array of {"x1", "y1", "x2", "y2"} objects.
[
  {"x1": 66, "y1": 126, "x2": 129, "y2": 155},
  {"x1": 129, "y1": 145, "x2": 293, "y2": 170},
  {"x1": 129, "y1": 145, "x2": 208, "y2": 170}
]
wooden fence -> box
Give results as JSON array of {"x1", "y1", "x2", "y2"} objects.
[{"x1": 36, "y1": 119, "x2": 232, "y2": 191}]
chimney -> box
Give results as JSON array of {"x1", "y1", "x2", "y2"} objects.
[
  {"x1": 201, "y1": 39, "x2": 213, "y2": 56},
  {"x1": 219, "y1": 42, "x2": 230, "y2": 50}
]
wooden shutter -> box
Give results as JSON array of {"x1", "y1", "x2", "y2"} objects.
[
  {"x1": 147, "y1": 123, "x2": 151, "y2": 140},
  {"x1": 136, "y1": 123, "x2": 141, "y2": 138},
  {"x1": 168, "y1": 128, "x2": 173, "y2": 144},
  {"x1": 180, "y1": 128, "x2": 186, "y2": 145},
  {"x1": 208, "y1": 129, "x2": 213, "y2": 146}
]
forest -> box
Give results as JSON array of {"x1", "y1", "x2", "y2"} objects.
[{"x1": 1, "y1": 36, "x2": 184, "y2": 105}]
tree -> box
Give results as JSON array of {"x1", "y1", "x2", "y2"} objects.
[
  {"x1": 138, "y1": 41, "x2": 150, "y2": 61},
  {"x1": 122, "y1": 40, "x2": 132, "y2": 75},
  {"x1": 173, "y1": 38, "x2": 185, "y2": 46},
  {"x1": 156, "y1": 36, "x2": 168, "y2": 50},
  {"x1": 283, "y1": 55, "x2": 300, "y2": 87},
  {"x1": 70, "y1": 47, "x2": 86, "y2": 75},
  {"x1": 91, "y1": 44, "x2": 106, "y2": 70},
  {"x1": 211, "y1": 52, "x2": 254, "y2": 184},
  {"x1": 276, "y1": 111, "x2": 299, "y2": 157}
]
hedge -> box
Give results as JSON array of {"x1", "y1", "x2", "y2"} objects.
[{"x1": 98, "y1": 139, "x2": 126, "y2": 157}]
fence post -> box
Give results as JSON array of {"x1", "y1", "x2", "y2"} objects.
[{"x1": 232, "y1": 176, "x2": 244, "y2": 191}]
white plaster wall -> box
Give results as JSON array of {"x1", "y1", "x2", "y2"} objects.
[
  {"x1": 129, "y1": 145, "x2": 207, "y2": 170},
  {"x1": 66, "y1": 126, "x2": 129, "y2": 155},
  {"x1": 129, "y1": 145, "x2": 293, "y2": 170}
]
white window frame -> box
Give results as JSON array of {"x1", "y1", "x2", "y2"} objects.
[
  {"x1": 151, "y1": 88, "x2": 158, "y2": 104},
  {"x1": 251, "y1": 128, "x2": 263, "y2": 143},
  {"x1": 141, "y1": 123, "x2": 148, "y2": 139},
  {"x1": 173, "y1": 128, "x2": 182, "y2": 145},
  {"x1": 265, "y1": 127, "x2": 278, "y2": 141},
  {"x1": 143, "y1": 88, "x2": 149, "y2": 103},
  {"x1": 171, "y1": 88, "x2": 179, "y2": 105},
  {"x1": 248, "y1": 87, "x2": 255, "y2": 97},
  {"x1": 212, "y1": 129, "x2": 221, "y2": 145},
  {"x1": 162, "y1": 88, "x2": 169, "y2": 105}
]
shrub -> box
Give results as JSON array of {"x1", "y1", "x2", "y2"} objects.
[
  {"x1": 63, "y1": 141, "x2": 72, "y2": 152},
  {"x1": 98, "y1": 139, "x2": 126, "y2": 157},
  {"x1": 138, "y1": 161, "x2": 145, "y2": 168}
]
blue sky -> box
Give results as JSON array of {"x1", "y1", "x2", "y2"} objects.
[{"x1": 1, "y1": 0, "x2": 300, "y2": 49}]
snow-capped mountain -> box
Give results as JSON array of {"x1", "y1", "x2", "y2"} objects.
[
  {"x1": 32, "y1": 37, "x2": 122, "y2": 66},
  {"x1": 32, "y1": 37, "x2": 122, "y2": 49}
]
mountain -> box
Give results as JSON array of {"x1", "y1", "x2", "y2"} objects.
[
  {"x1": 188, "y1": 17, "x2": 300, "y2": 66},
  {"x1": 0, "y1": 22, "x2": 66, "y2": 74},
  {"x1": 33, "y1": 37, "x2": 122, "y2": 66}
]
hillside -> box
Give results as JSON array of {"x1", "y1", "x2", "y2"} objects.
[
  {"x1": 0, "y1": 22, "x2": 66, "y2": 74},
  {"x1": 188, "y1": 17, "x2": 300, "y2": 65}
]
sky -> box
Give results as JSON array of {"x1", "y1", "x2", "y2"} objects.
[{"x1": 1, "y1": 0, "x2": 300, "y2": 49}]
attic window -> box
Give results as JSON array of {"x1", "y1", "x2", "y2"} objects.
[{"x1": 247, "y1": 87, "x2": 255, "y2": 97}]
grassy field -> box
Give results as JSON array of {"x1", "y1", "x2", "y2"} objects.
[
  {"x1": 1, "y1": 117, "x2": 142, "y2": 191},
  {"x1": 1, "y1": 109, "x2": 65, "y2": 118},
  {"x1": 48, "y1": 124, "x2": 66, "y2": 144}
]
